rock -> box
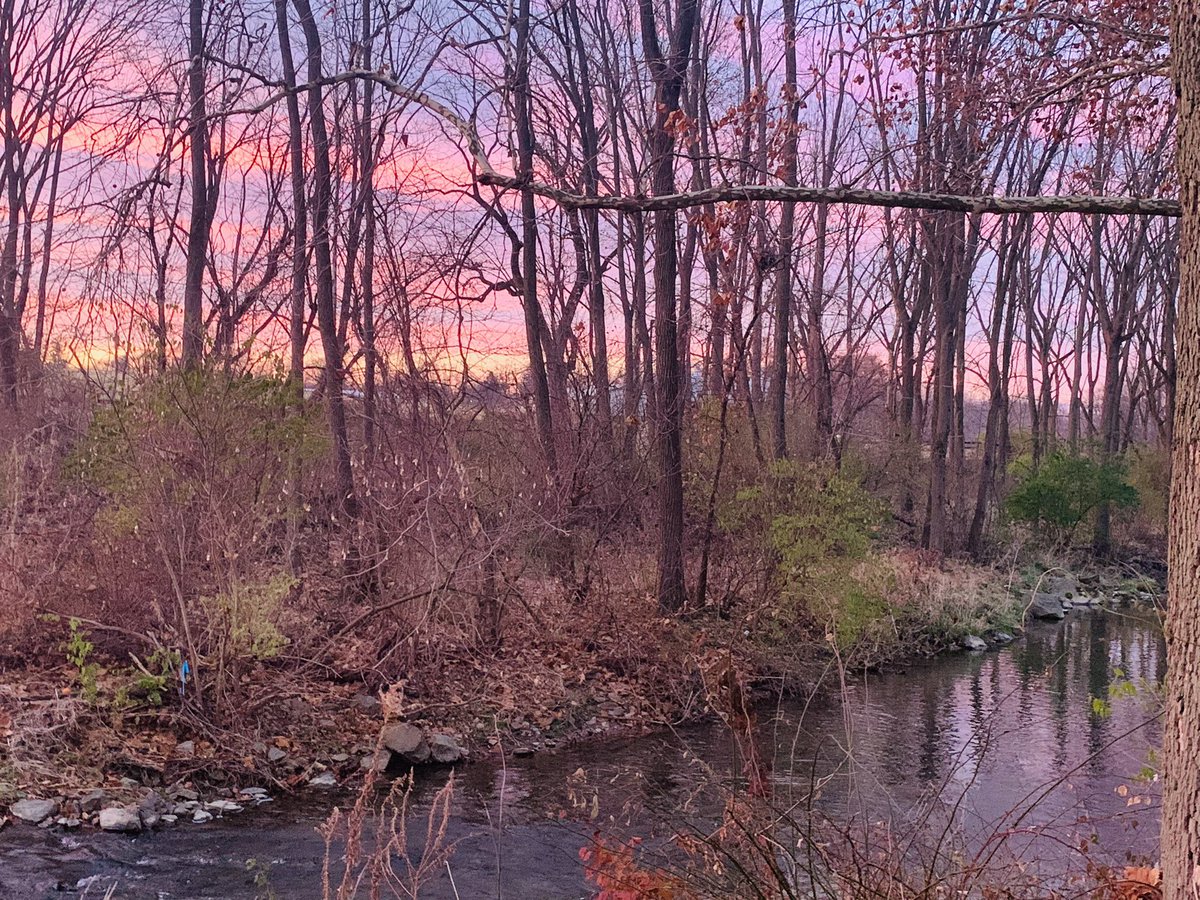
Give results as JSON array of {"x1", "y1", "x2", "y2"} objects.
[
  {"x1": 1061, "y1": 599, "x2": 1074, "y2": 610},
  {"x1": 1074, "y1": 595, "x2": 1098, "y2": 606},
  {"x1": 56, "y1": 817, "x2": 82, "y2": 829},
  {"x1": 308, "y1": 772, "x2": 337, "y2": 788},
  {"x1": 1041, "y1": 575, "x2": 1078, "y2": 598},
  {"x1": 960, "y1": 635, "x2": 987, "y2": 652},
  {"x1": 172, "y1": 801, "x2": 198, "y2": 815},
  {"x1": 10, "y1": 799, "x2": 58, "y2": 825},
  {"x1": 238, "y1": 787, "x2": 269, "y2": 799},
  {"x1": 160, "y1": 814, "x2": 178, "y2": 826},
  {"x1": 139, "y1": 791, "x2": 166, "y2": 814},
  {"x1": 331, "y1": 753, "x2": 350, "y2": 763},
  {"x1": 175, "y1": 740, "x2": 195, "y2": 758},
  {"x1": 119, "y1": 777, "x2": 140, "y2": 790},
  {"x1": 267, "y1": 748, "x2": 287, "y2": 763},
  {"x1": 192, "y1": 809, "x2": 213, "y2": 824},
  {"x1": 205, "y1": 800, "x2": 244, "y2": 814},
  {"x1": 98, "y1": 807, "x2": 142, "y2": 833},
  {"x1": 513, "y1": 747, "x2": 535, "y2": 757},
  {"x1": 988, "y1": 631, "x2": 1015, "y2": 645},
  {"x1": 381, "y1": 723, "x2": 430, "y2": 764},
  {"x1": 79, "y1": 789, "x2": 106, "y2": 813},
  {"x1": 353, "y1": 694, "x2": 382, "y2": 714},
  {"x1": 137, "y1": 793, "x2": 166, "y2": 829},
  {"x1": 360, "y1": 751, "x2": 390, "y2": 773},
  {"x1": 1028, "y1": 592, "x2": 1066, "y2": 620},
  {"x1": 428, "y1": 733, "x2": 467, "y2": 764}
]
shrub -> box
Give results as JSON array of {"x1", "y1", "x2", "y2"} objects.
[
  {"x1": 69, "y1": 370, "x2": 325, "y2": 716},
  {"x1": 720, "y1": 461, "x2": 884, "y2": 646},
  {"x1": 1125, "y1": 444, "x2": 1170, "y2": 545},
  {"x1": 1006, "y1": 451, "x2": 1137, "y2": 544}
]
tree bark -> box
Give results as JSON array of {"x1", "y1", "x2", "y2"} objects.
[
  {"x1": 513, "y1": 0, "x2": 557, "y2": 472},
  {"x1": 292, "y1": 0, "x2": 357, "y2": 522},
  {"x1": 639, "y1": 0, "x2": 699, "y2": 613},
  {"x1": 1164, "y1": 7, "x2": 1200, "y2": 896},
  {"x1": 182, "y1": 0, "x2": 211, "y2": 368},
  {"x1": 769, "y1": 0, "x2": 798, "y2": 460}
]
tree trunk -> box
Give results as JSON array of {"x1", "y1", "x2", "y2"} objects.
[
  {"x1": 1164, "y1": 7, "x2": 1200, "y2": 896},
  {"x1": 639, "y1": 0, "x2": 699, "y2": 613},
  {"x1": 292, "y1": 0, "x2": 357, "y2": 522},
  {"x1": 358, "y1": 0, "x2": 377, "y2": 467},
  {"x1": 182, "y1": 0, "x2": 211, "y2": 368},
  {"x1": 769, "y1": 0, "x2": 798, "y2": 460},
  {"x1": 514, "y1": 0, "x2": 557, "y2": 472}
]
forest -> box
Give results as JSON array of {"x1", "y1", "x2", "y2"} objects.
[{"x1": 0, "y1": 0, "x2": 1198, "y2": 895}]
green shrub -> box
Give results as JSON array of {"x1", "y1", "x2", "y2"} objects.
[
  {"x1": 1005, "y1": 451, "x2": 1137, "y2": 544},
  {"x1": 63, "y1": 617, "x2": 98, "y2": 703},
  {"x1": 721, "y1": 461, "x2": 884, "y2": 645}
]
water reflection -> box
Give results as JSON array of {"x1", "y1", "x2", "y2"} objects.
[{"x1": 760, "y1": 607, "x2": 1164, "y2": 873}]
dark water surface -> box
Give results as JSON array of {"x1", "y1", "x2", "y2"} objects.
[{"x1": 0, "y1": 608, "x2": 1164, "y2": 898}]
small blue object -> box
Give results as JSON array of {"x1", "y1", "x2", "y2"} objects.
[{"x1": 180, "y1": 659, "x2": 191, "y2": 696}]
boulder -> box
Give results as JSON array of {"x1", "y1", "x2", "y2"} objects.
[
  {"x1": 1029, "y1": 592, "x2": 1066, "y2": 620},
  {"x1": 98, "y1": 806, "x2": 142, "y2": 833},
  {"x1": 960, "y1": 635, "x2": 988, "y2": 652},
  {"x1": 1041, "y1": 575, "x2": 1078, "y2": 598},
  {"x1": 428, "y1": 733, "x2": 467, "y2": 764},
  {"x1": 381, "y1": 723, "x2": 430, "y2": 764},
  {"x1": 10, "y1": 798, "x2": 58, "y2": 825}
]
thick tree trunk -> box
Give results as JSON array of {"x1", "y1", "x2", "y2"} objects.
[
  {"x1": 639, "y1": 0, "x2": 699, "y2": 613},
  {"x1": 1164, "y1": 7, "x2": 1200, "y2": 897}
]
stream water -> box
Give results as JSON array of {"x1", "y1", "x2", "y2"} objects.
[{"x1": 0, "y1": 607, "x2": 1165, "y2": 899}]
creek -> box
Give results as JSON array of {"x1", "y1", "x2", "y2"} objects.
[{"x1": 0, "y1": 608, "x2": 1164, "y2": 898}]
